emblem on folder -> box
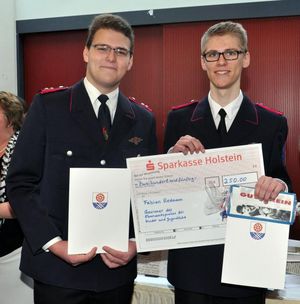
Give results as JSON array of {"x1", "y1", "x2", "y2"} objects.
[
  {"x1": 250, "y1": 221, "x2": 266, "y2": 240},
  {"x1": 92, "y1": 192, "x2": 108, "y2": 210}
]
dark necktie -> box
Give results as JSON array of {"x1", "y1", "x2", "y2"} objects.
[
  {"x1": 97, "y1": 94, "x2": 111, "y2": 141},
  {"x1": 217, "y1": 108, "x2": 227, "y2": 143}
]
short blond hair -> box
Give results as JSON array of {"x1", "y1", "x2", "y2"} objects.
[{"x1": 201, "y1": 21, "x2": 248, "y2": 54}]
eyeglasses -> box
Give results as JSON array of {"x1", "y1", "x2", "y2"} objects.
[
  {"x1": 202, "y1": 49, "x2": 246, "y2": 62},
  {"x1": 92, "y1": 44, "x2": 131, "y2": 57}
]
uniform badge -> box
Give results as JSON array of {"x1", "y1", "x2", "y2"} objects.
[
  {"x1": 128, "y1": 136, "x2": 143, "y2": 145},
  {"x1": 102, "y1": 128, "x2": 109, "y2": 141}
]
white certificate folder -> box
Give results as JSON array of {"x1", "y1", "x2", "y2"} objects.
[
  {"x1": 68, "y1": 168, "x2": 130, "y2": 254},
  {"x1": 221, "y1": 187, "x2": 296, "y2": 289}
]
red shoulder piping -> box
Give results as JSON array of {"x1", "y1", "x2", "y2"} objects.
[
  {"x1": 171, "y1": 100, "x2": 198, "y2": 110},
  {"x1": 256, "y1": 103, "x2": 283, "y2": 115},
  {"x1": 39, "y1": 86, "x2": 68, "y2": 95},
  {"x1": 129, "y1": 96, "x2": 152, "y2": 112}
]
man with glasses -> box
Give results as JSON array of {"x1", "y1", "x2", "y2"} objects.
[
  {"x1": 7, "y1": 14, "x2": 157, "y2": 304},
  {"x1": 164, "y1": 21, "x2": 291, "y2": 304}
]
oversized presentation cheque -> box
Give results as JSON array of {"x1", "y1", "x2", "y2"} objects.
[{"x1": 126, "y1": 144, "x2": 265, "y2": 252}]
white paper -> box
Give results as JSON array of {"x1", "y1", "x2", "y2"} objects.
[
  {"x1": 68, "y1": 168, "x2": 130, "y2": 254},
  {"x1": 222, "y1": 187, "x2": 296, "y2": 289},
  {"x1": 127, "y1": 144, "x2": 265, "y2": 252},
  {"x1": 137, "y1": 250, "x2": 168, "y2": 277}
]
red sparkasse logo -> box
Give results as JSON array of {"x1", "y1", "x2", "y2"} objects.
[{"x1": 146, "y1": 160, "x2": 155, "y2": 171}]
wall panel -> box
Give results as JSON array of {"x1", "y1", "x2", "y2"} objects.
[{"x1": 23, "y1": 30, "x2": 87, "y2": 100}]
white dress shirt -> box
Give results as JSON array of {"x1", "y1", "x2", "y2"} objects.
[
  {"x1": 84, "y1": 77, "x2": 118, "y2": 122},
  {"x1": 208, "y1": 90, "x2": 243, "y2": 132}
]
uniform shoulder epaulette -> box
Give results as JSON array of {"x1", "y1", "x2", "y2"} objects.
[
  {"x1": 39, "y1": 86, "x2": 68, "y2": 95},
  {"x1": 256, "y1": 102, "x2": 283, "y2": 115},
  {"x1": 171, "y1": 99, "x2": 198, "y2": 110},
  {"x1": 129, "y1": 96, "x2": 152, "y2": 112}
]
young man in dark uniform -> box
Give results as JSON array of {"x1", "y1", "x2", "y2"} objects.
[
  {"x1": 164, "y1": 21, "x2": 291, "y2": 304},
  {"x1": 7, "y1": 14, "x2": 157, "y2": 304}
]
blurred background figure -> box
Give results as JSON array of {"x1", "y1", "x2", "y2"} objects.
[{"x1": 0, "y1": 91, "x2": 33, "y2": 304}]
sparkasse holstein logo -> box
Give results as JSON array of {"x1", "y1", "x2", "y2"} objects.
[{"x1": 146, "y1": 160, "x2": 155, "y2": 171}]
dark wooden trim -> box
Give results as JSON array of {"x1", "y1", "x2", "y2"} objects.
[{"x1": 16, "y1": 34, "x2": 24, "y2": 98}]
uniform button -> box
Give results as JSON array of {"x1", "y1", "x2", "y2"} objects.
[
  {"x1": 100, "y1": 159, "x2": 106, "y2": 166},
  {"x1": 137, "y1": 154, "x2": 141, "y2": 157},
  {"x1": 66, "y1": 150, "x2": 73, "y2": 156}
]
